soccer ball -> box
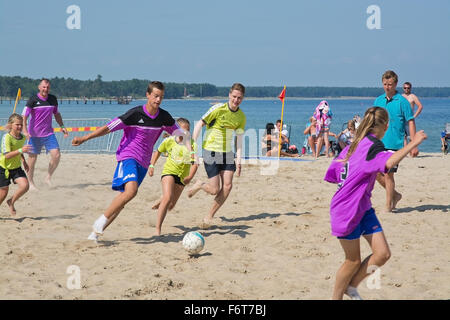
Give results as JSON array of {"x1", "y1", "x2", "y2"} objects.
[{"x1": 182, "y1": 231, "x2": 205, "y2": 254}]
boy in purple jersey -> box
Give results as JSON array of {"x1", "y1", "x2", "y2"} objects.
[
  {"x1": 22, "y1": 78, "x2": 69, "y2": 190},
  {"x1": 72, "y1": 81, "x2": 192, "y2": 241},
  {"x1": 324, "y1": 106, "x2": 427, "y2": 300}
]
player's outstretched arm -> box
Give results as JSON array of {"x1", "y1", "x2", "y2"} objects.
[
  {"x1": 386, "y1": 130, "x2": 427, "y2": 170},
  {"x1": 72, "y1": 125, "x2": 110, "y2": 146}
]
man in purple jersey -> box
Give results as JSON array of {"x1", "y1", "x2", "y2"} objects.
[
  {"x1": 22, "y1": 78, "x2": 69, "y2": 190},
  {"x1": 72, "y1": 81, "x2": 192, "y2": 241}
]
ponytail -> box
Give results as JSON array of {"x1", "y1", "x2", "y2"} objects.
[{"x1": 341, "y1": 107, "x2": 389, "y2": 163}]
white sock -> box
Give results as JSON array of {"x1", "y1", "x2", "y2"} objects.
[
  {"x1": 94, "y1": 214, "x2": 108, "y2": 230},
  {"x1": 345, "y1": 286, "x2": 363, "y2": 300}
]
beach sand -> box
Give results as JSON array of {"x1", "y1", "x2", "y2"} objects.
[{"x1": 0, "y1": 152, "x2": 448, "y2": 300}]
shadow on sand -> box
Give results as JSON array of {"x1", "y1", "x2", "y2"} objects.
[
  {"x1": 55, "y1": 182, "x2": 112, "y2": 190},
  {"x1": 0, "y1": 213, "x2": 81, "y2": 223},
  {"x1": 394, "y1": 204, "x2": 450, "y2": 214},
  {"x1": 129, "y1": 211, "x2": 310, "y2": 245}
]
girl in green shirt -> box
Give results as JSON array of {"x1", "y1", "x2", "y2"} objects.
[
  {"x1": 149, "y1": 118, "x2": 199, "y2": 236},
  {"x1": 0, "y1": 114, "x2": 32, "y2": 216}
]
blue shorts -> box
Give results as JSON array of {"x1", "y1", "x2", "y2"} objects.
[
  {"x1": 338, "y1": 208, "x2": 383, "y2": 240},
  {"x1": 29, "y1": 134, "x2": 59, "y2": 154},
  {"x1": 112, "y1": 159, "x2": 148, "y2": 192}
]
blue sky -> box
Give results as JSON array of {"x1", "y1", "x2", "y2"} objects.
[{"x1": 1, "y1": 0, "x2": 449, "y2": 87}]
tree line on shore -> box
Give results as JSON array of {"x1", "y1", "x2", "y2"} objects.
[{"x1": 1, "y1": 75, "x2": 449, "y2": 99}]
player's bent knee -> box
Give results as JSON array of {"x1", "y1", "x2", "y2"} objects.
[
  {"x1": 345, "y1": 259, "x2": 361, "y2": 270},
  {"x1": 123, "y1": 186, "x2": 138, "y2": 200},
  {"x1": 51, "y1": 150, "x2": 61, "y2": 160},
  {"x1": 375, "y1": 250, "x2": 391, "y2": 265}
]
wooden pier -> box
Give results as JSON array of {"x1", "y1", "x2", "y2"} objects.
[{"x1": 0, "y1": 96, "x2": 133, "y2": 105}]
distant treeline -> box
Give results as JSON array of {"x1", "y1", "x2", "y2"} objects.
[{"x1": 1, "y1": 75, "x2": 449, "y2": 99}]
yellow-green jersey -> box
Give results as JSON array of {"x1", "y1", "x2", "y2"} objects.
[
  {"x1": 201, "y1": 102, "x2": 246, "y2": 153},
  {"x1": 0, "y1": 133, "x2": 26, "y2": 171},
  {"x1": 158, "y1": 136, "x2": 197, "y2": 183}
]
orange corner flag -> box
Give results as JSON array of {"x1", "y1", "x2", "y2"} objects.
[{"x1": 278, "y1": 87, "x2": 286, "y2": 101}]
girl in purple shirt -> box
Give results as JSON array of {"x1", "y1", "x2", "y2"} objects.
[{"x1": 324, "y1": 106, "x2": 427, "y2": 300}]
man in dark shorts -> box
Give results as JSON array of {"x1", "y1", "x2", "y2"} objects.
[
  {"x1": 187, "y1": 83, "x2": 246, "y2": 228},
  {"x1": 373, "y1": 71, "x2": 417, "y2": 212}
]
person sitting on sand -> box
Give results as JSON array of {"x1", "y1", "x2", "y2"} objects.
[
  {"x1": 337, "y1": 119, "x2": 357, "y2": 150},
  {"x1": 274, "y1": 120, "x2": 290, "y2": 152},
  {"x1": 263, "y1": 123, "x2": 300, "y2": 158},
  {"x1": 0, "y1": 114, "x2": 32, "y2": 216}
]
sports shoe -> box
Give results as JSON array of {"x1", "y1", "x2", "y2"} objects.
[
  {"x1": 93, "y1": 222, "x2": 104, "y2": 235},
  {"x1": 87, "y1": 232, "x2": 98, "y2": 242},
  {"x1": 345, "y1": 286, "x2": 363, "y2": 300}
]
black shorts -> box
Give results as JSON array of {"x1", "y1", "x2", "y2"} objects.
[
  {"x1": 161, "y1": 174, "x2": 185, "y2": 186},
  {"x1": 203, "y1": 150, "x2": 236, "y2": 178},
  {"x1": 404, "y1": 124, "x2": 410, "y2": 138},
  {"x1": 0, "y1": 167, "x2": 27, "y2": 188},
  {"x1": 386, "y1": 149, "x2": 399, "y2": 173}
]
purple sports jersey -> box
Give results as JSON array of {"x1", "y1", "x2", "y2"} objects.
[
  {"x1": 107, "y1": 105, "x2": 180, "y2": 169},
  {"x1": 324, "y1": 134, "x2": 394, "y2": 237},
  {"x1": 22, "y1": 93, "x2": 58, "y2": 137}
]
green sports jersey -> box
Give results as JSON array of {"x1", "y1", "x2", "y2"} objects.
[
  {"x1": 0, "y1": 132, "x2": 26, "y2": 172},
  {"x1": 158, "y1": 136, "x2": 197, "y2": 182},
  {"x1": 201, "y1": 102, "x2": 246, "y2": 152}
]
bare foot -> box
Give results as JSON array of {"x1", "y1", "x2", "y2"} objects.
[
  {"x1": 199, "y1": 217, "x2": 213, "y2": 230},
  {"x1": 392, "y1": 192, "x2": 402, "y2": 209},
  {"x1": 45, "y1": 177, "x2": 53, "y2": 188},
  {"x1": 382, "y1": 205, "x2": 393, "y2": 214},
  {"x1": 6, "y1": 198, "x2": 16, "y2": 216},
  {"x1": 187, "y1": 180, "x2": 204, "y2": 198},
  {"x1": 29, "y1": 183, "x2": 39, "y2": 191},
  {"x1": 382, "y1": 207, "x2": 392, "y2": 213}
]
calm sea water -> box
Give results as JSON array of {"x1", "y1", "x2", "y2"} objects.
[{"x1": 1, "y1": 97, "x2": 448, "y2": 154}]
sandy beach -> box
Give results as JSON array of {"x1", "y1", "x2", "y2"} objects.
[{"x1": 0, "y1": 152, "x2": 448, "y2": 300}]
